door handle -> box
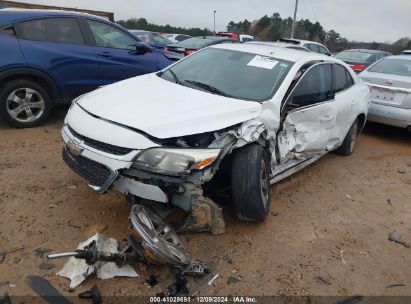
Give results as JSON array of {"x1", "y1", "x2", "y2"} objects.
[
  {"x1": 351, "y1": 99, "x2": 359, "y2": 105},
  {"x1": 320, "y1": 115, "x2": 334, "y2": 122},
  {"x1": 98, "y1": 51, "x2": 113, "y2": 58}
]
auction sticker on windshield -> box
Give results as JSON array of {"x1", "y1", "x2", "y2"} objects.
[{"x1": 247, "y1": 55, "x2": 279, "y2": 69}]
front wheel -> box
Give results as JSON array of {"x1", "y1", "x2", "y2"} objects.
[
  {"x1": 0, "y1": 79, "x2": 51, "y2": 128},
  {"x1": 334, "y1": 119, "x2": 359, "y2": 156},
  {"x1": 231, "y1": 144, "x2": 271, "y2": 222}
]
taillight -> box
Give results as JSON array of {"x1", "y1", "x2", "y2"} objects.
[
  {"x1": 184, "y1": 49, "x2": 195, "y2": 56},
  {"x1": 351, "y1": 64, "x2": 366, "y2": 72},
  {"x1": 164, "y1": 47, "x2": 170, "y2": 51}
]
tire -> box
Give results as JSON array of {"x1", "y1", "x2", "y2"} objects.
[
  {"x1": 125, "y1": 193, "x2": 141, "y2": 205},
  {"x1": 0, "y1": 79, "x2": 51, "y2": 128},
  {"x1": 231, "y1": 144, "x2": 271, "y2": 222},
  {"x1": 334, "y1": 119, "x2": 359, "y2": 156}
]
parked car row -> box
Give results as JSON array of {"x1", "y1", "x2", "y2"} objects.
[{"x1": 0, "y1": 8, "x2": 410, "y2": 132}]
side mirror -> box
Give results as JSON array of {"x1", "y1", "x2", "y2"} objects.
[{"x1": 134, "y1": 42, "x2": 152, "y2": 55}]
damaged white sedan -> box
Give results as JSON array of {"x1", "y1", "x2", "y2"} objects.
[{"x1": 61, "y1": 44, "x2": 370, "y2": 234}]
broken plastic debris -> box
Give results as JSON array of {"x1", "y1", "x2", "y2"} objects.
[{"x1": 57, "y1": 233, "x2": 138, "y2": 288}]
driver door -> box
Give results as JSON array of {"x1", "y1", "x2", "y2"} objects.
[
  {"x1": 277, "y1": 63, "x2": 337, "y2": 162},
  {"x1": 85, "y1": 19, "x2": 163, "y2": 85}
]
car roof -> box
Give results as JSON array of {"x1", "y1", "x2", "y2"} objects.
[
  {"x1": 279, "y1": 38, "x2": 325, "y2": 46},
  {"x1": 385, "y1": 55, "x2": 411, "y2": 60},
  {"x1": 0, "y1": 8, "x2": 106, "y2": 25},
  {"x1": 246, "y1": 41, "x2": 310, "y2": 51},
  {"x1": 339, "y1": 49, "x2": 391, "y2": 54},
  {"x1": 211, "y1": 43, "x2": 333, "y2": 63},
  {"x1": 129, "y1": 30, "x2": 150, "y2": 33}
]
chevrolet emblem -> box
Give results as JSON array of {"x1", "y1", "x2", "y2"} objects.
[{"x1": 66, "y1": 140, "x2": 83, "y2": 156}]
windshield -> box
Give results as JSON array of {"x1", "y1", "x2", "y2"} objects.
[
  {"x1": 368, "y1": 58, "x2": 411, "y2": 77},
  {"x1": 159, "y1": 48, "x2": 292, "y2": 101},
  {"x1": 132, "y1": 31, "x2": 171, "y2": 45},
  {"x1": 335, "y1": 50, "x2": 374, "y2": 63}
]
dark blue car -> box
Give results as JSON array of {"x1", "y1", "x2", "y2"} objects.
[{"x1": 0, "y1": 9, "x2": 176, "y2": 128}]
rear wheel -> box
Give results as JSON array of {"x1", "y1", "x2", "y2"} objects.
[
  {"x1": 0, "y1": 79, "x2": 51, "y2": 128},
  {"x1": 334, "y1": 119, "x2": 359, "y2": 156},
  {"x1": 231, "y1": 144, "x2": 271, "y2": 221}
]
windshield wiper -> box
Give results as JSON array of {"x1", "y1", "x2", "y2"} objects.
[
  {"x1": 168, "y1": 69, "x2": 182, "y2": 85},
  {"x1": 184, "y1": 80, "x2": 233, "y2": 97}
]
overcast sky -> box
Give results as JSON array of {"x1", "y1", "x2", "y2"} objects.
[{"x1": 10, "y1": 0, "x2": 410, "y2": 42}]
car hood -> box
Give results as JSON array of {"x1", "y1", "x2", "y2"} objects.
[{"x1": 77, "y1": 74, "x2": 262, "y2": 139}]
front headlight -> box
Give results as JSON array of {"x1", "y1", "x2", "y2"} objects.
[{"x1": 132, "y1": 148, "x2": 221, "y2": 175}]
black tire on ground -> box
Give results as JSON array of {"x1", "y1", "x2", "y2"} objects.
[
  {"x1": 125, "y1": 193, "x2": 141, "y2": 205},
  {"x1": 334, "y1": 119, "x2": 359, "y2": 156},
  {"x1": 0, "y1": 79, "x2": 51, "y2": 128},
  {"x1": 231, "y1": 144, "x2": 271, "y2": 222}
]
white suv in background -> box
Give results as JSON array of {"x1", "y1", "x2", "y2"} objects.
[{"x1": 278, "y1": 38, "x2": 331, "y2": 56}]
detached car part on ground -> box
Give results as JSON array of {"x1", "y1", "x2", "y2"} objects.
[
  {"x1": 61, "y1": 44, "x2": 370, "y2": 234},
  {"x1": 360, "y1": 55, "x2": 411, "y2": 131}
]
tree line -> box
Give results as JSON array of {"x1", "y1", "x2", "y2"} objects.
[
  {"x1": 227, "y1": 13, "x2": 410, "y2": 54},
  {"x1": 117, "y1": 18, "x2": 212, "y2": 37},
  {"x1": 117, "y1": 14, "x2": 410, "y2": 54}
]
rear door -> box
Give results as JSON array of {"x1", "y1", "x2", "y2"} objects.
[
  {"x1": 16, "y1": 17, "x2": 99, "y2": 100},
  {"x1": 278, "y1": 63, "x2": 337, "y2": 162},
  {"x1": 84, "y1": 19, "x2": 167, "y2": 85},
  {"x1": 331, "y1": 64, "x2": 360, "y2": 148}
]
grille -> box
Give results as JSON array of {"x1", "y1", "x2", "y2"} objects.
[
  {"x1": 63, "y1": 148, "x2": 112, "y2": 187},
  {"x1": 67, "y1": 125, "x2": 133, "y2": 156}
]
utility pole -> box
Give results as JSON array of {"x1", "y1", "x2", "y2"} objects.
[
  {"x1": 213, "y1": 10, "x2": 216, "y2": 34},
  {"x1": 291, "y1": 0, "x2": 299, "y2": 38}
]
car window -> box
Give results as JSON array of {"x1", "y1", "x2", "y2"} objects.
[
  {"x1": 152, "y1": 33, "x2": 172, "y2": 45},
  {"x1": 345, "y1": 68, "x2": 354, "y2": 87},
  {"x1": 132, "y1": 32, "x2": 152, "y2": 43},
  {"x1": 18, "y1": 18, "x2": 84, "y2": 45},
  {"x1": 289, "y1": 64, "x2": 333, "y2": 107},
  {"x1": 368, "y1": 58, "x2": 411, "y2": 77},
  {"x1": 334, "y1": 64, "x2": 354, "y2": 93},
  {"x1": 176, "y1": 35, "x2": 190, "y2": 42},
  {"x1": 87, "y1": 20, "x2": 137, "y2": 50},
  {"x1": 318, "y1": 45, "x2": 330, "y2": 55},
  {"x1": 241, "y1": 37, "x2": 254, "y2": 42},
  {"x1": 305, "y1": 43, "x2": 320, "y2": 53},
  {"x1": 1, "y1": 26, "x2": 16, "y2": 36}
]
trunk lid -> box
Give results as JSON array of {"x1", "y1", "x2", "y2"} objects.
[{"x1": 360, "y1": 71, "x2": 411, "y2": 109}]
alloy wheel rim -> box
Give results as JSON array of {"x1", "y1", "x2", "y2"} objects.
[{"x1": 6, "y1": 88, "x2": 45, "y2": 123}]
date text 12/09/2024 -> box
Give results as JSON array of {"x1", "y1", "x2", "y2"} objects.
[{"x1": 149, "y1": 296, "x2": 257, "y2": 303}]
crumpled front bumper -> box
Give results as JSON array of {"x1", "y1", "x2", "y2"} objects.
[{"x1": 61, "y1": 125, "x2": 168, "y2": 202}]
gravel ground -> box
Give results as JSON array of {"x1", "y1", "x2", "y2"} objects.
[{"x1": 1, "y1": 109, "x2": 411, "y2": 300}]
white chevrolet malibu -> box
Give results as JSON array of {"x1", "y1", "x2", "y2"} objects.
[{"x1": 62, "y1": 44, "x2": 370, "y2": 234}]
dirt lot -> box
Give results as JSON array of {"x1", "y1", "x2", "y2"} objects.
[{"x1": 1, "y1": 109, "x2": 411, "y2": 300}]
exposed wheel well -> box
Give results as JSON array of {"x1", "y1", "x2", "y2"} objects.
[{"x1": 0, "y1": 72, "x2": 58, "y2": 100}]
